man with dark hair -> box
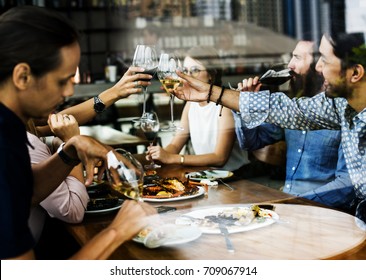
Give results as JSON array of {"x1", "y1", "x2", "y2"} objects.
[
  {"x1": 173, "y1": 32, "x2": 366, "y2": 227},
  {"x1": 0, "y1": 6, "x2": 155, "y2": 260}
]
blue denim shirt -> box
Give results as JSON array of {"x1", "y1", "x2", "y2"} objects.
[{"x1": 233, "y1": 113, "x2": 356, "y2": 212}]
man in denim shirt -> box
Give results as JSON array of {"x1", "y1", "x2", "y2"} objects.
[
  {"x1": 234, "y1": 41, "x2": 356, "y2": 213},
  {"x1": 173, "y1": 32, "x2": 366, "y2": 228}
]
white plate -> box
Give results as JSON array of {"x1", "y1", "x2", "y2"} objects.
[
  {"x1": 185, "y1": 170, "x2": 234, "y2": 181},
  {"x1": 175, "y1": 205, "x2": 279, "y2": 234},
  {"x1": 85, "y1": 199, "x2": 124, "y2": 214},
  {"x1": 142, "y1": 186, "x2": 205, "y2": 202},
  {"x1": 133, "y1": 224, "x2": 202, "y2": 248}
]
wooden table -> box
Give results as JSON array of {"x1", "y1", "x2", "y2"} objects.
[{"x1": 65, "y1": 158, "x2": 366, "y2": 260}]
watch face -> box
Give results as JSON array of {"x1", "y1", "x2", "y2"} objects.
[{"x1": 94, "y1": 97, "x2": 105, "y2": 113}]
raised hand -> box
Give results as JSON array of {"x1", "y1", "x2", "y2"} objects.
[
  {"x1": 172, "y1": 70, "x2": 211, "y2": 102},
  {"x1": 48, "y1": 113, "x2": 80, "y2": 142},
  {"x1": 111, "y1": 66, "x2": 152, "y2": 99},
  {"x1": 238, "y1": 76, "x2": 262, "y2": 92}
]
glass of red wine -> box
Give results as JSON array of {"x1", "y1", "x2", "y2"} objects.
[
  {"x1": 131, "y1": 45, "x2": 158, "y2": 123},
  {"x1": 140, "y1": 111, "x2": 161, "y2": 170},
  {"x1": 259, "y1": 68, "x2": 294, "y2": 86}
]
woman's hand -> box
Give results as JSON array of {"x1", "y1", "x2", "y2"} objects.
[
  {"x1": 146, "y1": 145, "x2": 172, "y2": 164},
  {"x1": 48, "y1": 113, "x2": 80, "y2": 142},
  {"x1": 110, "y1": 66, "x2": 152, "y2": 100}
]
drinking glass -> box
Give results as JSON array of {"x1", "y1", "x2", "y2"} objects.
[
  {"x1": 106, "y1": 148, "x2": 144, "y2": 201},
  {"x1": 140, "y1": 111, "x2": 161, "y2": 169},
  {"x1": 131, "y1": 45, "x2": 158, "y2": 123},
  {"x1": 157, "y1": 53, "x2": 184, "y2": 132}
]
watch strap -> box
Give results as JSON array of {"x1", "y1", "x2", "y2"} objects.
[
  {"x1": 93, "y1": 95, "x2": 106, "y2": 113},
  {"x1": 57, "y1": 142, "x2": 81, "y2": 166}
]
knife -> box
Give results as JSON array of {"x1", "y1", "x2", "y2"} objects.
[{"x1": 218, "y1": 223, "x2": 235, "y2": 253}]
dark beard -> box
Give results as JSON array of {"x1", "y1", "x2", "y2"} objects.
[
  {"x1": 325, "y1": 77, "x2": 354, "y2": 99},
  {"x1": 289, "y1": 66, "x2": 324, "y2": 98}
]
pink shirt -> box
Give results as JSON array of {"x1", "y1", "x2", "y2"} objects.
[{"x1": 27, "y1": 132, "x2": 88, "y2": 241}]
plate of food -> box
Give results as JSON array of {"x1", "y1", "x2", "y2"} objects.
[
  {"x1": 185, "y1": 170, "x2": 234, "y2": 181},
  {"x1": 142, "y1": 177, "x2": 205, "y2": 202},
  {"x1": 85, "y1": 183, "x2": 124, "y2": 214},
  {"x1": 133, "y1": 224, "x2": 202, "y2": 248},
  {"x1": 175, "y1": 204, "x2": 279, "y2": 234},
  {"x1": 85, "y1": 198, "x2": 124, "y2": 214}
]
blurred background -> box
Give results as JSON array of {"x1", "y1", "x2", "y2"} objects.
[{"x1": 0, "y1": 0, "x2": 364, "y2": 125}]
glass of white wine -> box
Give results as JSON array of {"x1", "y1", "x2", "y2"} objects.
[
  {"x1": 106, "y1": 148, "x2": 144, "y2": 201},
  {"x1": 157, "y1": 53, "x2": 183, "y2": 132}
]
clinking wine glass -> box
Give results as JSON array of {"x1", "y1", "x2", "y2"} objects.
[
  {"x1": 140, "y1": 111, "x2": 161, "y2": 169},
  {"x1": 157, "y1": 53, "x2": 184, "y2": 132},
  {"x1": 131, "y1": 45, "x2": 158, "y2": 123},
  {"x1": 106, "y1": 148, "x2": 144, "y2": 201}
]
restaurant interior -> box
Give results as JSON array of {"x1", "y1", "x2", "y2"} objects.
[{"x1": 1, "y1": 0, "x2": 366, "y2": 261}]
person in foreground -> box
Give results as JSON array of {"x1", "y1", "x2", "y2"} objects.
[
  {"x1": 235, "y1": 40, "x2": 356, "y2": 213},
  {"x1": 146, "y1": 46, "x2": 250, "y2": 176},
  {"x1": 172, "y1": 32, "x2": 366, "y2": 228},
  {"x1": 27, "y1": 114, "x2": 88, "y2": 243},
  {"x1": 0, "y1": 6, "x2": 155, "y2": 260}
]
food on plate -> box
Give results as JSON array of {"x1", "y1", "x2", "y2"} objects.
[
  {"x1": 136, "y1": 227, "x2": 153, "y2": 240},
  {"x1": 143, "y1": 177, "x2": 199, "y2": 198},
  {"x1": 251, "y1": 204, "x2": 275, "y2": 218},
  {"x1": 180, "y1": 205, "x2": 275, "y2": 228},
  {"x1": 145, "y1": 170, "x2": 157, "y2": 176},
  {"x1": 161, "y1": 178, "x2": 185, "y2": 192},
  {"x1": 144, "y1": 174, "x2": 161, "y2": 185},
  {"x1": 87, "y1": 197, "x2": 121, "y2": 211}
]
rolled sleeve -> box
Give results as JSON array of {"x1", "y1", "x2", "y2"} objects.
[
  {"x1": 40, "y1": 177, "x2": 88, "y2": 223},
  {"x1": 239, "y1": 90, "x2": 270, "y2": 128}
]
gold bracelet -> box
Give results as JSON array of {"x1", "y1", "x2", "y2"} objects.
[{"x1": 180, "y1": 155, "x2": 185, "y2": 165}]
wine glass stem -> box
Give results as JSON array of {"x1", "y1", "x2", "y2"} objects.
[
  {"x1": 170, "y1": 94, "x2": 175, "y2": 126},
  {"x1": 142, "y1": 87, "x2": 148, "y2": 116},
  {"x1": 149, "y1": 141, "x2": 155, "y2": 165}
]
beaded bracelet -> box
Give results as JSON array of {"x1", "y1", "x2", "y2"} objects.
[
  {"x1": 216, "y1": 86, "x2": 226, "y2": 117},
  {"x1": 216, "y1": 86, "x2": 225, "y2": 106},
  {"x1": 207, "y1": 83, "x2": 214, "y2": 103}
]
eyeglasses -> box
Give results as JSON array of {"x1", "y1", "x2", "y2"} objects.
[{"x1": 182, "y1": 66, "x2": 206, "y2": 77}]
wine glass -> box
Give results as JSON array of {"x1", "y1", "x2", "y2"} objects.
[
  {"x1": 131, "y1": 45, "x2": 158, "y2": 123},
  {"x1": 140, "y1": 111, "x2": 161, "y2": 169},
  {"x1": 157, "y1": 53, "x2": 184, "y2": 132},
  {"x1": 106, "y1": 148, "x2": 144, "y2": 201}
]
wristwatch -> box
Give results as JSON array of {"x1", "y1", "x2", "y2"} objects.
[
  {"x1": 57, "y1": 142, "x2": 81, "y2": 166},
  {"x1": 93, "y1": 95, "x2": 106, "y2": 113}
]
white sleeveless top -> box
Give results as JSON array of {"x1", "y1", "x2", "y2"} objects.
[{"x1": 188, "y1": 101, "x2": 249, "y2": 171}]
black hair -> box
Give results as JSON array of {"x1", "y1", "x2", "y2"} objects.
[
  {"x1": 186, "y1": 46, "x2": 223, "y2": 86},
  {"x1": 325, "y1": 32, "x2": 366, "y2": 69},
  {"x1": 0, "y1": 5, "x2": 80, "y2": 84}
]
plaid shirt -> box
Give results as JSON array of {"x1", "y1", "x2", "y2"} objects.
[{"x1": 238, "y1": 91, "x2": 366, "y2": 228}]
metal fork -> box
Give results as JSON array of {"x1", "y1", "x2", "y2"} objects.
[
  {"x1": 217, "y1": 178, "x2": 235, "y2": 191},
  {"x1": 219, "y1": 223, "x2": 235, "y2": 253}
]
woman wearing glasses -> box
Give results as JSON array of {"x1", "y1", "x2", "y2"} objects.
[{"x1": 146, "y1": 46, "x2": 250, "y2": 175}]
